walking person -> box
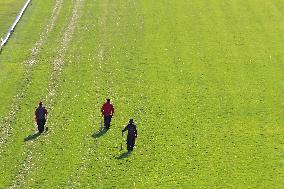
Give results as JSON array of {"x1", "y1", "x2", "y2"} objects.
[
  {"x1": 35, "y1": 102, "x2": 48, "y2": 133},
  {"x1": 122, "y1": 119, "x2": 138, "y2": 152},
  {"x1": 101, "y1": 98, "x2": 114, "y2": 129}
]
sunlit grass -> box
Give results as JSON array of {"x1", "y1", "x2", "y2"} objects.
[{"x1": 0, "y1": 0, "x2": 283, "y2": 188}]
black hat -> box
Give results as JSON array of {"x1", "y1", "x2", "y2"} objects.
[{"x1": 129, "y1": 118, "x2": 134, "y2": 123}]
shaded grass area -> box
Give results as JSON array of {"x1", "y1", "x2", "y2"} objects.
[{"x1": 0, "y1": 0, "x2": 283, "y2": 188}]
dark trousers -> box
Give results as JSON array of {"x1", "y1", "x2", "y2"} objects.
[
  {"x1": 127, "y1": 135, "x2": 136, "y2": 151},
  {"x1": 36, "y1": 119, "x2": 46, "y2": 133},
  {"x1": 104, "y1": 115, "x2": 112, "y2": 129}
]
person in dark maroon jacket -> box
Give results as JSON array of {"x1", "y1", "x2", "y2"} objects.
[
  {"x1": 101, "y1": 99, "x2": 115, "y2": 129},
  {"x1": 35, "y1": 102, "x2": 48, "y2": 133},
  {"x1": 122, "y1": 119, "x2": 137, "y2": 152}
]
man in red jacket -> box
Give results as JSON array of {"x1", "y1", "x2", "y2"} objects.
[{"x1": 101, "y1": 99, "x2": 114, "y2": 129}]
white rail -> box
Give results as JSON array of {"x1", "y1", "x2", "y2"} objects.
[{"x1": 0, "y1": 0, "x2": 32, "y2": 52}]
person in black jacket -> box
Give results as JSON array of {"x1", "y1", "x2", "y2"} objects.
[
  {"x1": 35, "y1": 102, "x2": 48, "y2": 133},
  {"x1": 122, "y1": 119, "x2": 138, "y2": 152}
]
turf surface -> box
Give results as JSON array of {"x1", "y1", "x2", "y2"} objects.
[
  {"x1": 0, "y1": 0, "x2": 26, "y2": 37},
  {"x1": 0, "y1": 0, "x2": 283, "y2": 188}
]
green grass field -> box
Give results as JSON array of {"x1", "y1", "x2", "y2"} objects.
[
  {"x1": 0, "y1": 0, "x2": 283, "y2": 188},
  {"x1": 0, "y1": 0, "x2": 26, "y2": 37}
]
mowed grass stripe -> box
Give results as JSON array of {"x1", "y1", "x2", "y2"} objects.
[
  {"x1": 22, "y1": 0, "x2": 145, "y2": 187},
  {"x1": 140, "y1": 1, "x2": 202, "y2": 186},
  {"x1": 164, "y1": 0, "x2": 282, "y2": 187},
  {"x1": 65, "y1": 0, "x2": 148, "y2": 187},
  {"x1": 167, "y1": 0, "x2": 282, "y2": 187},
  {"x1": 0, "y1": 1, "x2": 76, "y2": 187},
  {"x1": 10, "y1": 0, "x2": 84, "y2": 188},
  {"x1": 17, "y1": 0, "x2": 87, "y2": 188},
  {"x1": 187, "y1": 7, "x2": 284, "y2": 182}
]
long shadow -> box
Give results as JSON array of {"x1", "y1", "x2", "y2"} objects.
[
  {"x1": 24, "y1": 132, "x2": 41, "y2": 142},
  {"x1": 115, "y1": 151, "x2": 131, "y2": 160},
  {"x1": 92, "y1": 129, "x2": 108, "y2": 139}
]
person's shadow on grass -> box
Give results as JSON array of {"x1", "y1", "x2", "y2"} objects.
[
  {"x1": 92, "y1": 128, "x2": 108, "y2": 139},
  {"x1": 24, "y1": 132, "x2": 41, "y2": 142},
  {"x1": 115, "y1": 151, "x2": 131, "y2": 160}
]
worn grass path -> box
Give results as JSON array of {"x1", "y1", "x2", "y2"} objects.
[{"x1": 0, "y1": 0, "x2": 283, "y2": 188}]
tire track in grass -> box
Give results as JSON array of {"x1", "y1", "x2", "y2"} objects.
[
  {"x1": 9, "y1": 0, "x2": 84, "y2": 188},
  {"x1": 0, "y1": 0, "x2": 63, "y2": 152}
]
